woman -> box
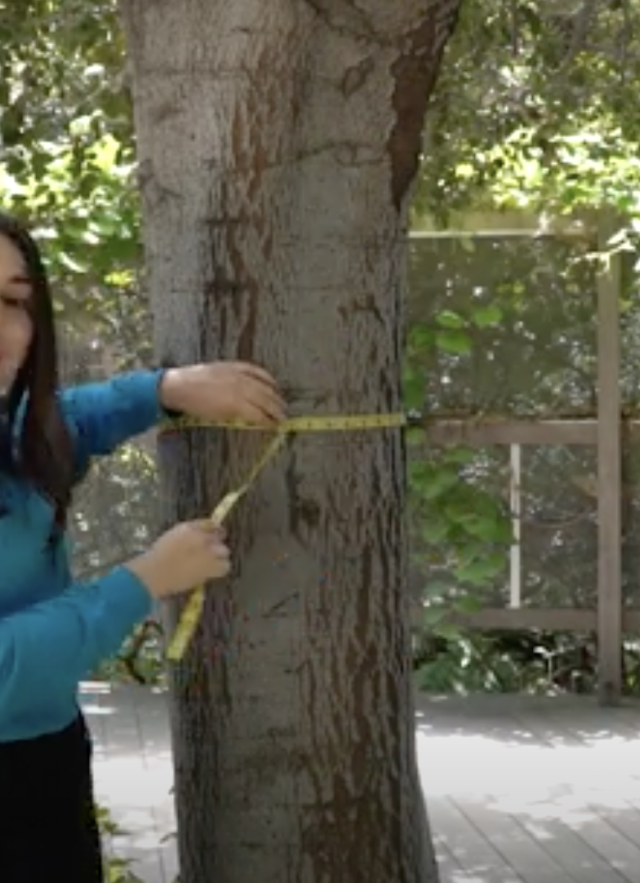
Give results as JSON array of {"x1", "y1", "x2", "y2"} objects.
[{"x1": 0, "y1": 211, "x2": 285, "y2": 882}]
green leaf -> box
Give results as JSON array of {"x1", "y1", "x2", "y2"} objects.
[
  {"x1": 441, "y1": 446, "x2": 476, "y2": 465},
  {"x1": 453, "y1": 593, "x2": 482, "y2": 614},
  {"x1": 455, "y1": 553, "x2": 505, "y2": 586},
  {"x1": 435, "y1": 329, "x2": 472, "y2": 355},
  {"x1": 408, "y1": 460, "x2": 431, "y2": 484},
  {"x1": 422, "y1": 519, "x2": 450, "y2": 543},
  {"x1": 421, "y1": 468, "x2": 459, "y2": 500},
  {"x1": 408, "y1": 324, "x2": 435, "y2": 349},
  {"x1": 435, "y1": 309, "x2": 466, "y2": 330},
  {"x1": 456, "y1": 511, "x2": 509, "y2": 542},
  {"x1": 422, "y1": 606, "x2": 445, "y2": 627},
  {"x1": 471, "y1": 304, "x2": 503, "y2": 328}
]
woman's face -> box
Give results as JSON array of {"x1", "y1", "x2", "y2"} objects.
[{"x1": 0, "y1": 233, "x2": 33, "y2": 393}]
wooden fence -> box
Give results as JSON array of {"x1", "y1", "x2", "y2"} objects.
[{"x1": 411, "y1": 219, "x2": 628, "y2": 705}]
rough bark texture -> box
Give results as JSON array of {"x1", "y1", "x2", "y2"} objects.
[{"x1": 119, "y1": 2, "x2": 462, "y2": 881}]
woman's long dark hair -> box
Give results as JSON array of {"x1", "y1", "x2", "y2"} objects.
[{"x1": 0, "y1": 212, "x2": 75, "y2": 527}]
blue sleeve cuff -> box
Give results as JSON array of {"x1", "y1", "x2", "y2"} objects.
[
  {"x1": 100, "y1": 565, "x2": 153, "y2": 625},
  {"x1": 109, "y1": 367, "x2": 167, "y2": 428},
  {"x1": 61, "y1": 368, "x2": 171, "y2": 466}
]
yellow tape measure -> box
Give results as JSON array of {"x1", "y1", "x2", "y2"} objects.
[
  {"x1": 163, "y1": 413, "x2": 410, "y2": 433},
  {"x1": 163, "y1": 411, "x2": 412, "y2": 661}
]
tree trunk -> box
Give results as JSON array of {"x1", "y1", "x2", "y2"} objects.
[{"x1": 119, "y1": 2, "x2": 462, "y2": 881}]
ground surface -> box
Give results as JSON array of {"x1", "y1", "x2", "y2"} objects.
[{"x1": 82, "y1": 683, "x2": 640, "y2": 883}]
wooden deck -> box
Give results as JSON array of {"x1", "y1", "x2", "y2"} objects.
[{"x1": 81, "y1": 683, "x2": 640, "y2": 883}]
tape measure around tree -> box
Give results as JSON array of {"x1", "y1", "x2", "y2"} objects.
[
  {"x1": 162, "y1": 411, "x2": 417, "y2": 661},
  {"x1": 162, "y1": 412, "x2": 412, "y2": 434}
]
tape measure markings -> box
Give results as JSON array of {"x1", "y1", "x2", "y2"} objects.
[{"x1": 161, "y1": 413, "x2": 409, "y2": 434}]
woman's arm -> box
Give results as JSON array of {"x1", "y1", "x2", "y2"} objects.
[
  {"x1": 60, "y1": 368, "x2": 171, "y2": 465},
  {"x1": 0, "y1": 565, "x2": 151, "y2": 728},
  {"x1": 60, "y1": 362, "x2": 286, "y2": 469},
  {"x1": 0, "y1": 516, "x2": 232, "y2": 731}
]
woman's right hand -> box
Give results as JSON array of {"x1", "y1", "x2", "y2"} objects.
[{"x1": 125, "y1": 520, "x2": 231, "y2": 599}]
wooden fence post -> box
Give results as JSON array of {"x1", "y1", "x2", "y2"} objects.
[{"x1": 597, "y1": 214, "x2": 623, "y2": 705}]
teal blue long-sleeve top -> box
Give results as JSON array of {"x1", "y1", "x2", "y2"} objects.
[{"x1": 0, "y1": 369, "x2": 168, "y2": 743}]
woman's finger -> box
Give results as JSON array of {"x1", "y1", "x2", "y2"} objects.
[
  {"x1": 239, "y1": 380, "x2": 286, "y2": 422},
  {"x1": 236, "y1": 399, "x2": 282, "y2": 427},
  {"x1": 237, "y1": 362, "x2": 282, "y2": 393}
]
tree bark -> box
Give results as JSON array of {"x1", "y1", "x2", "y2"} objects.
[{"x1": 119, "y1": 2, "x2": 462, "y2": 881}]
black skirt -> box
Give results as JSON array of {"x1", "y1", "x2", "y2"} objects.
[{"x1": 0, "y1": 712, "x2": 103, "y2": 883}]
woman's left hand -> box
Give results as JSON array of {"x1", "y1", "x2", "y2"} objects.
[{"x1": 160, "y1": 361, "x2": 287, "y2": 428}]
